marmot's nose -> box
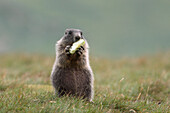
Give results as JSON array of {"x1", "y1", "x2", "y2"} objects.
[
  {"x1": 74, "y1": 32, "x2": 82, "y2": 42},
  {"x1": 75, "y1": 36, "x2": 81, "y2": 42}
]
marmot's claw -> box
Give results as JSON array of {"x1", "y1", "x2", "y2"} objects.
[
  {"x1": 65, "y1": 45, "x2": 71, "y2": 55},
  {"x1": 76, "y1": 51, "x2": 82, "y2": 56},
  {"x1": 80, "y1": 46, "x2": 85, "y2": 50},
  {"x1": 76, "y1": 46, "x2": 84, "y2": 56}
]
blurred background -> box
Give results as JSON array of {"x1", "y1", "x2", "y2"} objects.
[{"x1": 0, "y1": 0, "x2": 170, "y2": 58}]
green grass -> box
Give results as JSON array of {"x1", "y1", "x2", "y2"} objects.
[{"x1": 0, "y1": 53, "x2": 169, "y2": 112}]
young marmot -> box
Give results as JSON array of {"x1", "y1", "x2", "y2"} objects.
[{"x1": 51, "y1": 29, "x2": 94, "y2": 101}]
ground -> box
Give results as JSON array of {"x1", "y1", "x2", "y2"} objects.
[{"x1": 0, "y1": 53, "x2": 169, "y2": 112}]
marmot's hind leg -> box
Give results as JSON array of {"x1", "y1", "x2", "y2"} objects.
[{"x1": 83, "y1": 86, "x2": 93, "y2": 102}]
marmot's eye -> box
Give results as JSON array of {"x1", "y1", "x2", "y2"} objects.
[
  {"x1": 68, "y1": 31, "x2": 72, "y2": 35},
  {"x1": 80, "y1": 32, "x2": 83, "y2": 36}
]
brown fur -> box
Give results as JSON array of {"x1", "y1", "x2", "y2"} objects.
[{"x1": 51, "y1": 29, "x2": 94, "y2": 101}]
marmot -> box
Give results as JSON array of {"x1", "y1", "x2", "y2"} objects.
[{"x1": 51, "y1": 29, "x2": 94, "y2": 101}]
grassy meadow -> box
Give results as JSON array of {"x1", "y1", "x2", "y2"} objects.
[{"x1": 0, "y1": 53, "x2": 169, "y2": 112}]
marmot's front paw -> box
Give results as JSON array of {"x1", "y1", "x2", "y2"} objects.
[
  {"x1": 65, "y1": 45, "x2": 71, "y2": 55},
  {"x1": 76, "y1": 46, "x2": 84, "y2": 56}
]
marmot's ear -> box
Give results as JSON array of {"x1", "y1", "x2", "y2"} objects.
[
  {"x1": 64, "y1": 31, "x2": 67, "y2": 35},
  {"x1": 81, "y1": 31, "x2": 83, "y2": 35},
  {"x1": 65, "y1": 29, "x2": 69, "y2": 35}
]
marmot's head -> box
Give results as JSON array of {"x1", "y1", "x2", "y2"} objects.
[{"x1": 58, "y1": 29, "x2": 88, "y2": 47}]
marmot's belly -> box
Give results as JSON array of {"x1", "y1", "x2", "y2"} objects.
[{"x1": 60, "y1": 68, "x2": 88, "y2": 95}]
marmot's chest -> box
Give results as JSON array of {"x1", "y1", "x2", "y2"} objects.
[{"x1": 65, "y1": 57, "x2": 85, "y2": 67}]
